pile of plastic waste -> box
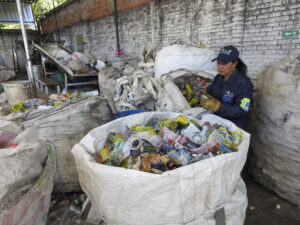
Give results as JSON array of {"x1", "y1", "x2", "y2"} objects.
[
  {"x1": 94, "y1": 115, "x2": 242, "y2": 174},
  {"x1": 9, "y1": 90, "x2": 99, "y2": 113},
  {"x1": 42, "y1": 44, "x2": 106, "y2": 73},
  {"x1": 173, "y1": 75, "x2": 211, "y2": 107}
]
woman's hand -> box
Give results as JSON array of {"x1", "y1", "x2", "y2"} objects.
[{"x1": 200, "y1": 94, "x2": 221, "y2": 112}]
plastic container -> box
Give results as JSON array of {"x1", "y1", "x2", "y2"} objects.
[{"x1": 2, "y1": 80, "x2": 31, "y2": 105}]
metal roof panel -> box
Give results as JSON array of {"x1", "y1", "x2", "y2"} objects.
[{"x1": 0, "y1": 2, "x2": 35, "y2": 24}]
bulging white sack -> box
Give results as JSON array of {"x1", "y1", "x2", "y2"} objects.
[
  {"x1": 0, "y1": 143, "x2": 55, "y2": 225},
  {"x1": 72, "y1": 112, "x2": 250, "y2": 225},
  {"x1": 249, "y1": 56, "x2": 300, "y2": 206},
  {"x1": 155, "y1": 45, "x2": 217, "y2": 79},
  {"x1": 0, "y1": 97, "x2": 112, "y2": 193},
  {"x1": 0, "y1": 128, "x2": 47, "y2": 206}
]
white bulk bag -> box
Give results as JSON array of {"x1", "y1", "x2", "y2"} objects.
[
  {"x1": 0, "y1": 128, "x2": 47, "y2": 205},
  {"x1": 72, "y1": 112, "x2": 250, "y2": 225},
  {"x1": 0, "y1": 145, "x2": 55, "y2": 225},
  {"x1": 0, "y1": 96, "x2": 112, "y2": 193},
  {"x1": 155, "y1": 45, "x2": 217, "y2": 79},
  {"x1": 249, "y1": 56, "x2": 300, "y2": 206},
  {"x1": 22, "y1": 97, "x2": 112, "y2": 192}
]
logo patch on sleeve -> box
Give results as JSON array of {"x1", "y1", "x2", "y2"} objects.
[{"x1": 240, "y1": 98, "x2": 251, "y2": 112}]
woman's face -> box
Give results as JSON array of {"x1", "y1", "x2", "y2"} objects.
[{"x1": 217, "y1": 61, "x2": 237, "y2": 79}]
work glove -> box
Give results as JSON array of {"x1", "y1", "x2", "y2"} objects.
[{"x1": 200, "y1": 94, "x2": 221, "y2": 112}]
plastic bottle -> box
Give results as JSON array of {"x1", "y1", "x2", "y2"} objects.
[{"x1": 85, "y1": 90, "x2": 99, "y2": 96}]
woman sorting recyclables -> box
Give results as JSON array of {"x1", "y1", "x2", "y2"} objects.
[{"x1": 200, "y1": 45, "x2": 254, "y2": 130}]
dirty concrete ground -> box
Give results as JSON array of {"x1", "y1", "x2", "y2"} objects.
[
  {"x1": 47, "y1": 176, "x2": 300, "y2": 225},
  {"x1": 244, "y1": 176, "x2": 300, "y2": 225}
]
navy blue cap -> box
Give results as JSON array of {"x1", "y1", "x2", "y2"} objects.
[{"x1": 212, "y1": 45, "x2": 239, "y2": 64}]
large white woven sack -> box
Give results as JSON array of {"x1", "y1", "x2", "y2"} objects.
[
  {"x1": 0, "y1": 146, "x2": 55, "y2": 225},
  {"x1": 154, "y1": 45, "x2": 217, "y2": 79},
  {"x1": 0, "y1": 96, "x2": 112, "y2": 192},
  {"x1": 0, "y1": 128, "x2": 47, "y2": 206},
  {"x1": 249, "y1": 56, "x2": 300, "y2": 206},
  {"x1": 21, "y1": 96, "x2": 112, "y2": 192},
  {"x1": 72, "y1": 112, "x2": 250, "y2": 225}
]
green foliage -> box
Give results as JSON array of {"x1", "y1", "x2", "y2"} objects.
[
  {"x1": 0, "y1": 0, "x2": 67, "y2": 29},
  {"x1": 32, "y1": 0, "x2": 68, "y2": 22},
  {"x1": 0, "y1": 24, "x2": 21, "y2": 29}
]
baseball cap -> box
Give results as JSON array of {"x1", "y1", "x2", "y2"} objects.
[{"x1": 212, "y1": 45, "x2": 239, "y2": 64}]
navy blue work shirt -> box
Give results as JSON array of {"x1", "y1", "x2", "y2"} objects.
[{"x1": 206, "y1": 70, "x2": 254, "y2": 130}]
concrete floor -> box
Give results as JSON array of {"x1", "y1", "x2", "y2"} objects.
[
  {"x1": 244, "y1": 176, "x2": 300, "y2": 225},
  {"x1": 47, "y1": 176, "x2": 300, "y2": 225}
]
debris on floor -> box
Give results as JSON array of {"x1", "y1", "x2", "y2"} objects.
[{"x1": 47, "y1": 193, "x2": 87, "y2": 225}]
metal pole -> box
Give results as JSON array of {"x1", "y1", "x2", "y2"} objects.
[
  {"x1": 16, "y1": 0, "x2": 37, "y2": 97},
  {"x1": 113, "y1": 0, "x2": 120, "y2": 54}
]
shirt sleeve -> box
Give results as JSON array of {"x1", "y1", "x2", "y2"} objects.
[{"x1": 217, "y1": 80, "x2": 253, "y2": 119}]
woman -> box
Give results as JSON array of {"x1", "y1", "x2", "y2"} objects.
[{"x1": 200, "y1": 45, "x2": 253, "y2": 130}]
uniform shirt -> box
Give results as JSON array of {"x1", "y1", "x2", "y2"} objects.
[{"x1": 206, "y1": 69, "x2": 253, "y2": 130}]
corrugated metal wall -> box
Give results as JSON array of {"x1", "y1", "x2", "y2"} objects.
[{"x1": 0, "y1": 2, "x2": 34, "y2": 24}]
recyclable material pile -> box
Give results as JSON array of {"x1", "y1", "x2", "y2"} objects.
[
  {"x1": 173, "y1": 75, "x2": 211, "y2": 107},
  {"x1": 9, "y1": 90, "x2": 99, "y2": 113},
  {"x1": 42, "y1": 44, "x2": 106, "y2": 73},
  {"x1": 94, "y1": 115, "x2": 242, "y2": 174}
]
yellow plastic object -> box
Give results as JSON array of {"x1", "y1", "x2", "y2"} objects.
[
  {"x1": 110, "y1": 133, "x2": 123, "y2": 143},
  {"x1": 232, "y1": 131, "x2": 243, "y2": 146},
  {"x1": 131, "y1": 125, "x2": 156, "y2": 135},
  {"x1": 10, "y1": 101, "x2": 26, "y2": 113},
  {"x1": 159, "y1": 119, "x2": 177, "y2": 131},
  {"x1": 176, "y1": 115, "x2": 190, "y2": 126},
  {"x1": 99, "y1": 148, "x2": 112, "y2": 164},
  {"x1": 185, "y1": 83, "x2": 193, "y2": 96},
  {"x1": 188, "y1": 97, "x2": 199, "y2": 107}
]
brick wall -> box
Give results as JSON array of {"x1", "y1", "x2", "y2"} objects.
[
  {"x1": 40, "y1": 0, "x2": 152, "y2": 34},
  {"x1": 42, "y1": 0, "x2": 300, "y2": 78}
]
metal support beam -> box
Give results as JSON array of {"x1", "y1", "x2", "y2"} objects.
[{"x1": 16, "y1": 0, "x2": 37, "y2": 97}]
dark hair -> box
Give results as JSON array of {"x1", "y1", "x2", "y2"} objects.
[{"x1": 235, "y1": 58, "x2": 248, "y2": 75}]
